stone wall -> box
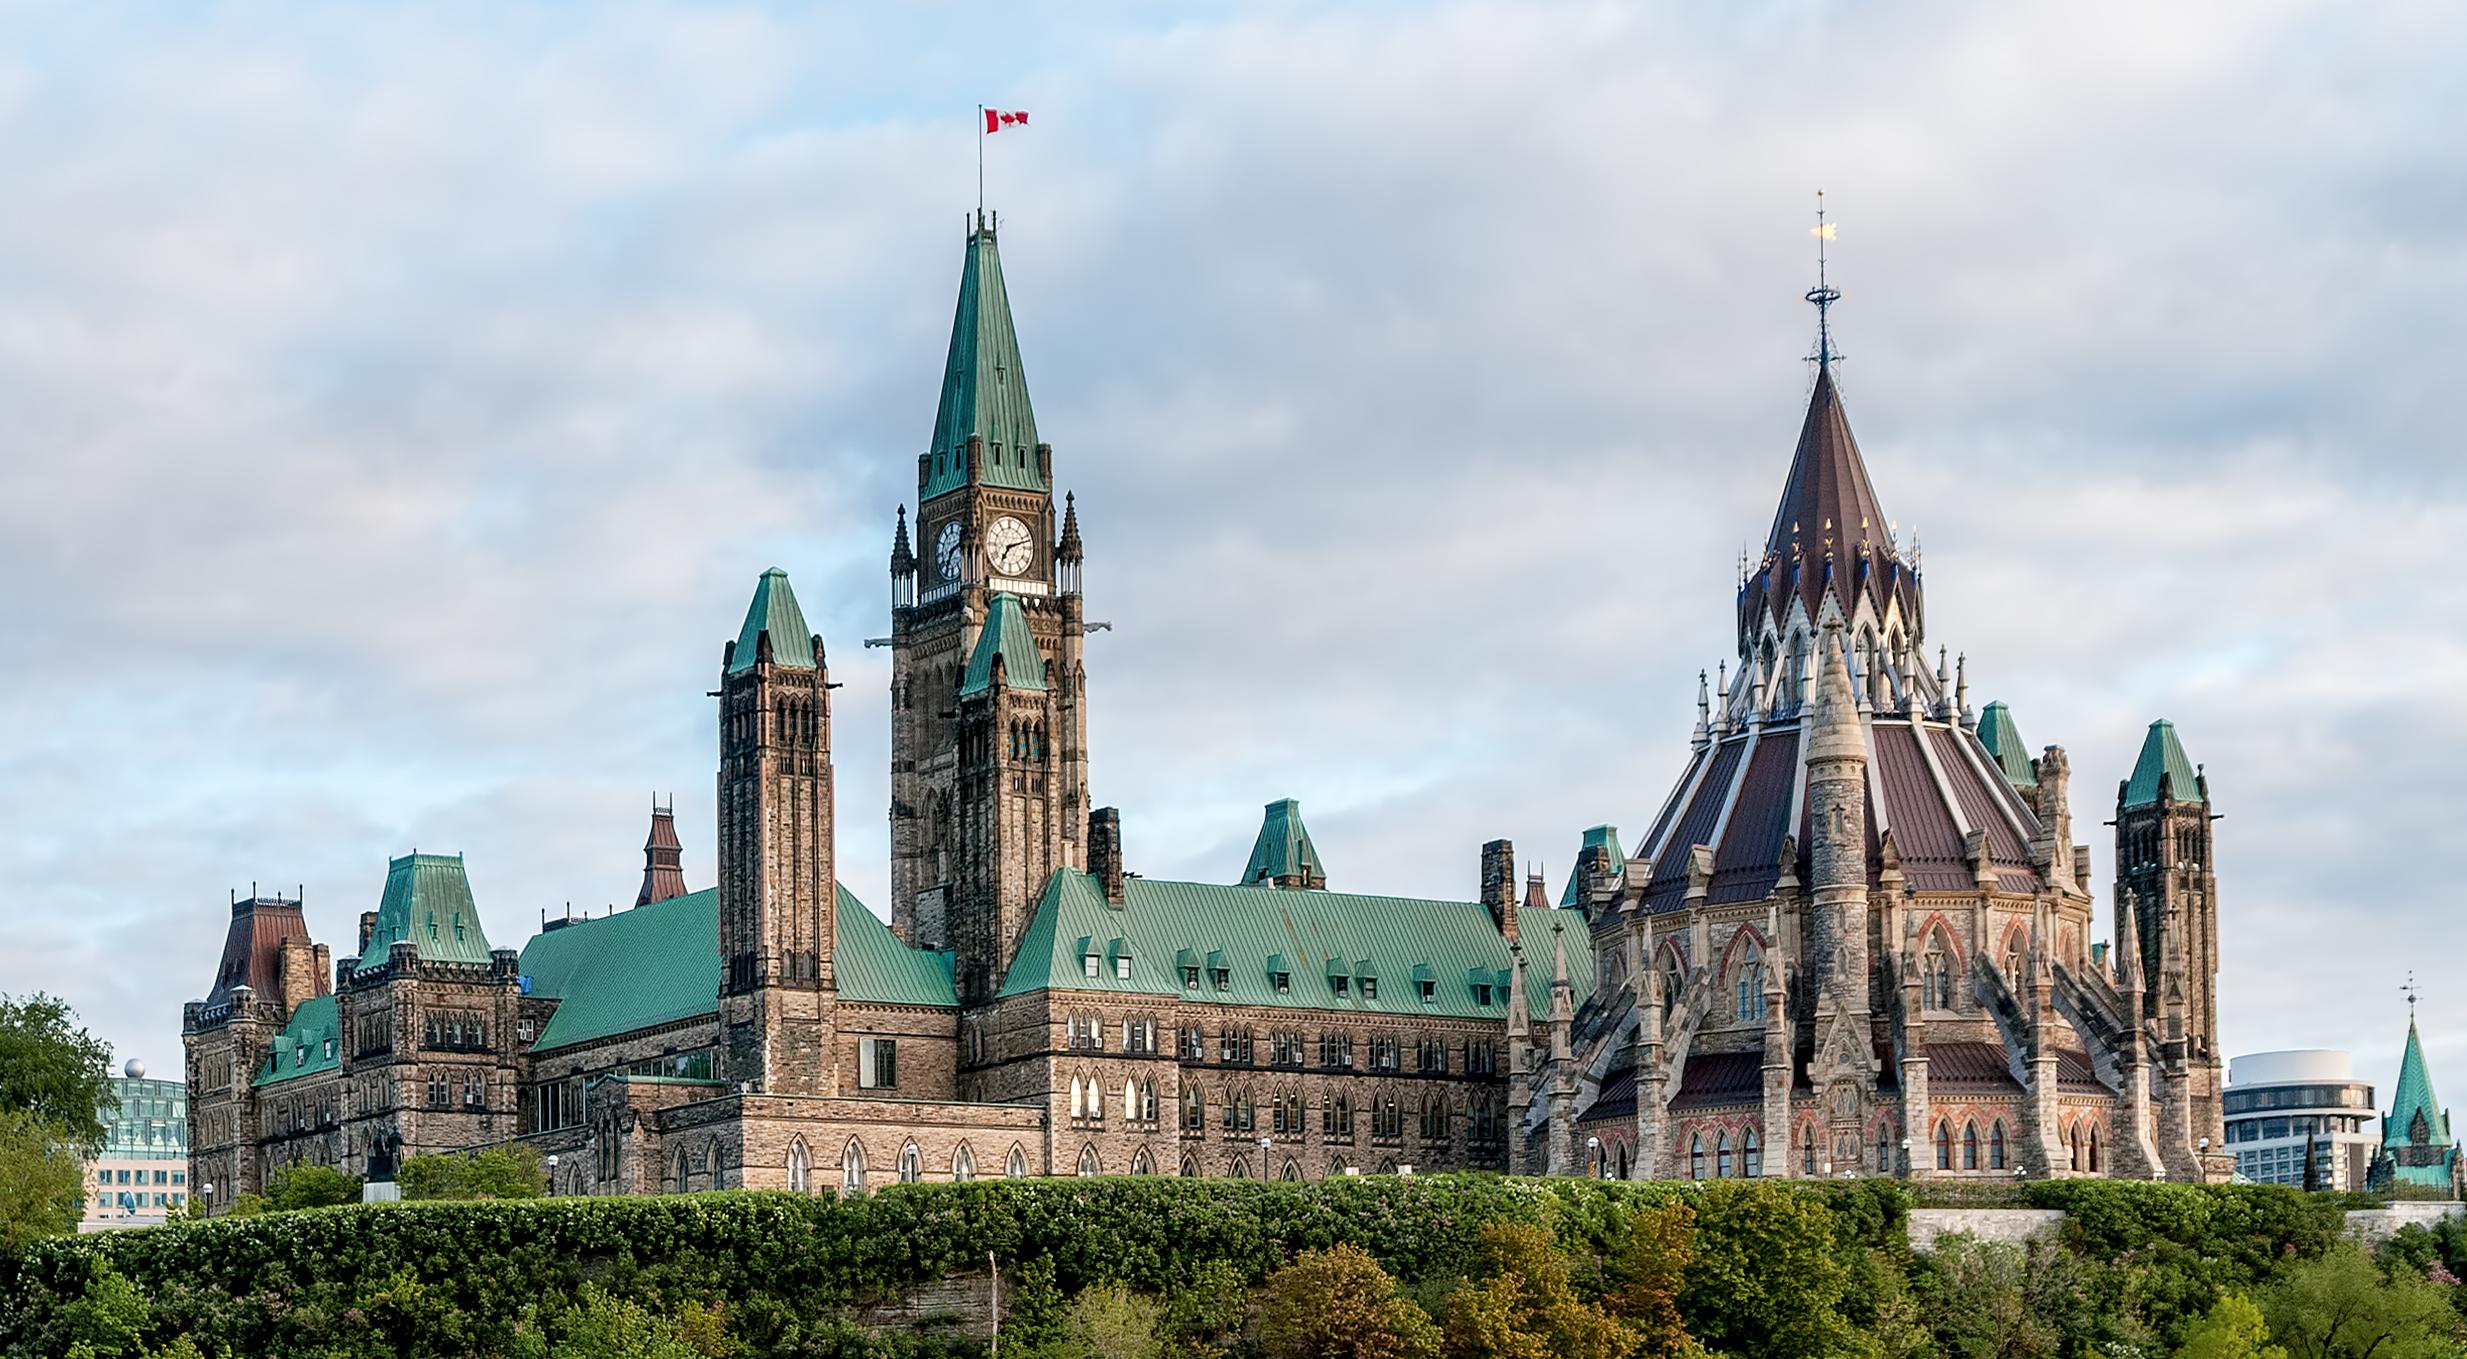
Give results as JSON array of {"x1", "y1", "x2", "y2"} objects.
[
  {"x1": 2345, "y1": 1201, "x2": 2465, "y2": 1244},
  {"x1": 1906, "y1": 1207, "x2": 2067, "y2": 1249}
]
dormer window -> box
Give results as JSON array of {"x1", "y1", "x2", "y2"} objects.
[
  {"x1": 1419, "y1": 979, "x2": 1436, "y2": 1003},
  {"x1": 1273, "y1": 971, "x2": 1291, "y2": 994},
  {"x1": 1474, "y1": 983, "x2": 1495, "y2": 1006},
  {"x1": 294, "y1": 1043, "x2": 306, "y2": 1066},
  {"x1": 1083, "y1": 954, "x2": 1100, "y2": 979},
  {"x1": 1211, "y1": 967, "x2": 1231, "y2": 991},
  {"x1": 1115, "y1": 955, "x2": 1133, "y2": 980},
  {"x1": 1182, "y1": 965, "x2": 1201, "y2": 990},
  {"x1": 1331, "y1": 975, "x2": 1349, "y2": 996},
  {"x1": 1360, "y1": 978, "x2": 1378, "y2": 1000}
]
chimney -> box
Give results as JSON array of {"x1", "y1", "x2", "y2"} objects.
[
  {"x1": 359, "y1": 911, "x2": 379, "y2": 954},
  {"x1": 1482, "y1": 839, "x2": 1518, "y2": 941},
  {"x1": 1089, "y1": 807, "x2": 1126, "y2": 905}
]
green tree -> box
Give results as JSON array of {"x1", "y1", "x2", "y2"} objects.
[
  {"x1": 2177, "y1": 1293, "x2": 2288, "y2": 1359},
  {"x1": 1681, "y1": 1182, "x2": 1869, "y2": 1359},
  {"x1": 2259, "y1": 1244, "x2": 2464, "y2": 1359},
  {"x1": 1600, "y1": 1200, "x2": 1698, "y2": 1357},
  {"x1": 1053, "y1": 1284, "x2": 1165, "y2": 1359},
  {"x1": 1441, "y1": 1221, "x2": 1636, "y2": 1359},
  {"x1": 1162, "y1": 1259, "x2": 1251, "y2": 1358},
  {"x1": 0, "y1": 993, "x2": 115, "y2": 1152},
  {"x1": 553, "y1": 1284, "x2": 735, "y2": 1358},
  {"x1": 400, "y1": 1144, "x2": 548, "y2": 1200},
  {"x1": 264, "y1": 1161, "x2": 362, "y2": 1210},
  {"x1": 0, "y1": 1106, "x2": 87, "y2": 1250},
  {"x1": 1914, "y1": 1235, "x2": 2056, "y2": 1359},
  {"x1": 1258, "y1": 1242, "x2": 1442, "y2": 1359}
]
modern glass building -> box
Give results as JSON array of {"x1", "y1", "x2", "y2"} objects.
[
  {"x1": 2223, "y1": 1050, "x2": 2377, "y2": 1190},
  {"x1": 81, "y1": 1061, "x2": 191, "y2": 1230}
]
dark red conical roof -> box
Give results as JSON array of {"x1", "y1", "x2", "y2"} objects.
[
  {"x1": 1740, "y1": 365, "x2": 1922, "y2": 638},
  {"x1": 636, "y1": 802, "x2": 688, "y2": 907}
]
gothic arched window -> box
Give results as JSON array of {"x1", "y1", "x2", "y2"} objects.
[
  {"x1": 1734, "y1": 942, "x2": 1766, "y2": 1022},
  {"x1": 1006, "y1": 1143, "x2": 1027, "y2": 1178},
  {"x1": 1690, "y1": 1134, "x2": 1706, "y2": 1181},
  {"x1": 898, "y1": 1142, "x2": 922, "y2": 1184},
  {"x1": 1875, "y1": 1124, "x2": 1893, "y2": 1172},
  {"x1": 1282, "y1": 1158, "x2": 1302, "y2": 1182},
  {"x1": 1935, "y1": 1121, "x2": 1952, "y2": 1171},
  {"x1": 1802, "y1": 1125, "x2": 1818, "y2": 1176},
  {"x1": 1989, "y1": 1122, "x2": 2007, "y2": 1171},
  {"x1": 1717, "y1": 1132, "x2": 1734, "y2": 1179},
  {"x1": 952, "y1": 1143, "x2": 976, "y2": 1183},
  {"x1": 1743, "y1": 1127, "x2": 1762, "y2": 1178},
  {"x1": 1076, "y1": 1145, "x2": 1100, "y2": 1177},
  {"x1": 786, "y1": 1137, "x2": 810, "y2": 1193},
  {"x1": 841, "y1": 1139, "x2": 866, "y2": 1196},
  {"x1": 1962, "y1": 1122, "x2": 1980, "y2": 1171}
]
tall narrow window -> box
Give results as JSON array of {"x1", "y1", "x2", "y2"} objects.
[
  {"x1": 952, "y1": 1144, "x2": 976, "y2": 1183},
  {"x1": 787, "y1": 1138, "x2": 810, "y2": 1193},
  {"x1": 841, "y1": 1140, "x2": 866, "y2": 1195},
  {"x1": 1935, "y1": 1122, "x2": 1951, "y2": 1171},
  {"x1": 1743, "y1": 1127, "x2": 1762, "y2": 1178},
  {"x1": 1962, "y1": 1122, "x2": 1980, "y2": 1171},
  {"x1": 1717, "y1": 1132, "x2": 1734, "y2": 1179},
  {"x1": 1077, "y1": 1145, "x2": 1100, "y2": 1177},
  {"x1": 1988, "y1": 1122, "x2": 2007, "y2": 1171},
  {"x1": 1735, "y1": 943, "x2": 1765, "y2": 1021},
  {"x1": 1007, "y1": 1144, "x2": 1027, "y2": 1178},
  {"x1": 898, "y1": 1142, "x2": 922, "y2": 1184},
  {"x1": 1802, "y1": 1125, "x2": 1817, "y2": 1175}
]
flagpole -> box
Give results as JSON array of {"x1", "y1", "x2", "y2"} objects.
[{"x1": 977, "y1": 104, "x2": 985, "y2": 223}]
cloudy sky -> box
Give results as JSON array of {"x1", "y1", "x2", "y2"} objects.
[{"x1": 2, "y1": 1, "x2": 2459, "y2": 1103}]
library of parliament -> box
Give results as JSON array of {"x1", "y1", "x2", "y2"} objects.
[{"x1": 182, "y1": 213, "x2": 2234, "y2": 1204}]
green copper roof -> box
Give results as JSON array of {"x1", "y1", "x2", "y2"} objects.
[
  {"x1": 833, "y1": 882, "x2": 960, "y2": 1007},
  {"x1": 1240, "y1": 799, "x2": 1325, "y2": 885},
  {"x1": 728, "y1": 568, "x2": 817, "y2": 675},
  {"x1": 960, "y1": 592, "x2": 1047, "y2": 695},
  {"x1": 254, "y1": 994, "x2": 339, "y2": 1087},
  {"x1": 2386, "y1": 1021, "x2": 2452, "y2": 1153},
  {"x1": 922, "y1": 226, "x2": 1044, "y2": 501},
  {"x1": 2123, "y1": 719, "x2": 2202, "y2": 806},
  {"x1": 998, "y1": 869, "x2": 1595, "y2": 1021},
  {"x1": 365, "y1": 853, "x2": 495, "y2": 965},
  {"x1": 1975, "y1": 702, "x2": 2038, "y2": 790},
  {"x1": 1559, "y1": 825, "x2": 1624, "y2": 907},
  {"x1": 519, "y1": 883, "x2": 955, "y2": 1053}
]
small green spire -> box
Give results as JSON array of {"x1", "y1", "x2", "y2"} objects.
[
  {"x1": 2387, "y1": 1019, "x2": 2451, "y2": 1152},
  {"x1": 365, "y1": 853, "x2": 494, "y2": 965},
  {"x1": 1976, "y1": 701, "x2": 2037, "y2": 790},
  {"x1": 1242, "y1": 799, "x2": 1326, "y2": 889},
  {"x1": 961, "y1": 592, "x2": 1048, "y2": 695},
  {"x1": 2122, "y1": 719, "x2": 2201, "y2": 807},
  {"x1": 728, "y1": 567, "x2": 817, "y2": 674},
  {"x1": 923, "y1": 225, "x2": 1044, "y2": 501}
]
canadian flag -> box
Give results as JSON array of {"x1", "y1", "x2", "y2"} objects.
[{"x1": 984, "y1": 109, "x2": 1029, "y2": 133}]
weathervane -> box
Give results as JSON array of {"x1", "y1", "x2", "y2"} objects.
[
  {"x1": 2404, "y1": 972, "x2": 2421, "y2": 1023},
  {"x1": 1806, "y1": 189, "x2": 1842, "y2": 368}
]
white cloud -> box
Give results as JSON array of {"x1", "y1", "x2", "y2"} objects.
[{"x1": 0, "y1": 0, "x2": 2457, "y2": 1101}]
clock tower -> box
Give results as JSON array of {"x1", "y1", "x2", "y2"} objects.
[{"x1": 888, "y1": 215, "x2": 1092, "y2": 971}]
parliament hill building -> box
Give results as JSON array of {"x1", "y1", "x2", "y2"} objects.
[{"x1": 183, "y1": 216, "x2": 2232, "y2": 1205}]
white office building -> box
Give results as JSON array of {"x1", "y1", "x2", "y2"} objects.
[{"x1": 2224, "y1": 1050, "x2": 2377, "y2": 1189}]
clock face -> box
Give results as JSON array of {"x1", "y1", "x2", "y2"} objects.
[
  {"x1": 985, "y1": 516, "x2": 1035, "y2": 577},
  {"x1": 934, "y1": 522, "x2": 964, "y2": 583}
]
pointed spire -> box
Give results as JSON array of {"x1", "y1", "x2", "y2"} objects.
[
  {"x1": 2114, "y1": 890, "x2": 2142, "y2": 991},
  {"x1": 1057, "y1": 492, "x2": 1083, "y2": 563},
  {"x1": 2388, "y1": 1017, "x2": 2453, "y2": 1150},
  {"x1": 1240, "y1": 798, "x2": 1325, "y2": 890},
  {"x1": 2123, "y1": 719, "x2": 2204, "y2": 807},
  {"x1": 923, "y1": 223, "x2": 1044, "y2": 502},
  {"x1": 960, "y1": 592, "x2": 1048, "y2": 695},
  {"x1": 635, "y1": 798, "x2": 688, "y2": 907},
  {"x1": 727, "y1": 568, "x2": 819, "y2": 674},
  {"x1": 1692, "y1": 670, "x2": 1711, "y2": 747},
  {"x1": 890, "y1": 505, "x2": 916, "y2": 575},
  {"x1": 1747, "y1": 330, "x2": 1918, "y2": 643},
  {"x1": 1806, "y1": 623, "x2": 1865, "y2": 766}
]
